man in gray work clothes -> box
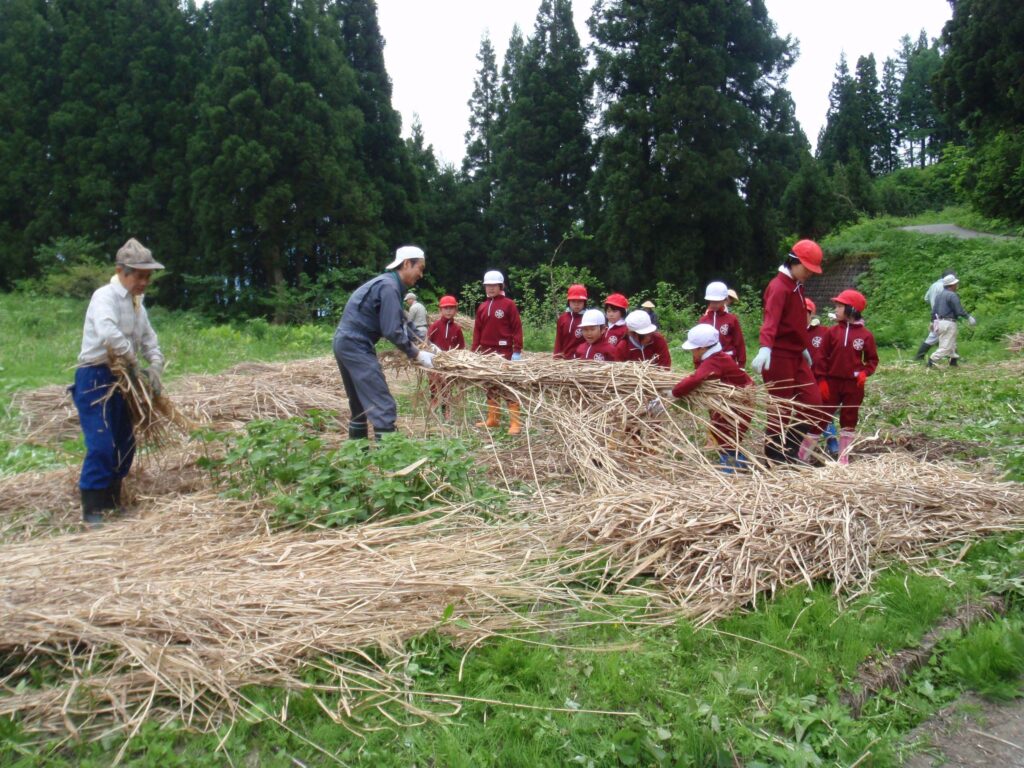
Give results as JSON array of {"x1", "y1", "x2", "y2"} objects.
[
  {"x1": 914, "y1": 269, "x2": 957, "y2": 360},
  {"x1": 928, "y1": 274, "x2": 976, "y2": 368},
  {"x1": 334, "y1": 246, "x2": 434, "y2": 439},
  {"x1": 404, "y1": 291, "x2": 428, "y2": 339}
]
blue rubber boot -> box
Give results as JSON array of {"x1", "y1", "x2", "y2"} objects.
[
  {"x1": 824, "y1": 422, "x2": 839, "y2": 456},
  {"x1": 717, "y1": 453, "x2": 735, "y2": 474}
]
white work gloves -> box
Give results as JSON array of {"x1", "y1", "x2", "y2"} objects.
[
  {"x1": 751, "y1": 347, "x2": 772, "y2": 374},
  {"x1": 510, "y1": 352, "x2": 523, "y2": 362},
  {"x1": 968, "y1": 315, "x2": 977, "y2": 326},
  {"x1": 802, "y1": 349, "x2": 814, "y2": 367},
  {"x1": 415, "y1": 350, "x2": 435, "y2": 369}
]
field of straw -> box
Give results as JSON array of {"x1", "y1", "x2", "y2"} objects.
[{"x1": 2, "y1": 350, "x2": 1023, "y2": 751}]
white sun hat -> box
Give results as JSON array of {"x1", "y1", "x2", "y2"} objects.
[
  {"x1": 625, "y1": 309, "x2": 657, "y2": 334},
  {"x1": 704, "y1": 281, "x2": 729, "y2": 301},
  {"x1": 483, "y1": 270, "x2": 504, "y2": 285},
  {"x1": 579, "y1": 309, "x2": 606, "y2": 327},
  {"x1": 682, "y1": 323, "x2": 720, "y2": 350},
  {"x1": 385, "y1": 245, "x2": 425, "y2": 270}
]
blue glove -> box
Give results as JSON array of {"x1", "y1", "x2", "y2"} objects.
[
  {"x1": 751, "y1": 347, "x2": 772, "y2": 374},
  {"x1": 511, "y1": 352, "x2": 523, "y2": 362}
]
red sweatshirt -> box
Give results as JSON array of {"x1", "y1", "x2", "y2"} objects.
[
  {"x1": 808, "y1": 323, "x2": 829, "y2": 374},
  {"x1": 426, "y1": 317, "x2": 466, "y2": 352},
  {"x1": 615, "y1": 333, "x2": 672, "y2": 368},
  {"x1": 571, "y1": 337, "x2": 618, "y2": 362},
  {"x1": 473, "y1": 294, "x2": 523, "y2": 358},
  {"x1": 671, "y1": 350, "x2": 754, "y2": 398},
  {"x1": 759, "y1": 269, "x2": 811, "y2": 356},
  {"x1": 605, "y1": 321, "x2": 629, "y2": 346},
  {"x1": 699, "y1": 308, "x2": 746, "y2": 366},
  {"x1": 553, "y1": 310, "x2": 586, "y2": 358},
  {"x1": 815, "y1": 321, "x2": 879, "y2": 381}
]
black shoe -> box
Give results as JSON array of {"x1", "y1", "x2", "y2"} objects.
[
  {"x1": 927, "y1": 359, "x2": 935, "y2": 368},
  {"x1": 950, "y1": 358, "x2": 958, "y2": 367},
  {"x1": 81, "y1": 488, "x2": 110, "y2": 525},
  {"x1": 109, "y1": 478, "x2": 124, "y2": 512}
]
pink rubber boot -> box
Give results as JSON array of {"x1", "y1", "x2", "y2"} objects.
[
  {"x1": 796, "y1": 434, "x2": 819, "y2": 463},
  {"x1": 838, "y1": 429, "x2": 855, "y2": 466}
]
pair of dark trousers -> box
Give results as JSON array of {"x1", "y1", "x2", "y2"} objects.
[
  {"x1": 72, "y1": 365, "x2": 135, "y2": 491},
  {"x1": 333, "y1": 331, "x2": 398, "y2": 433}
]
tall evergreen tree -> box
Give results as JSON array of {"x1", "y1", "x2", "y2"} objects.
[
  {"x1": 878, "y1": 56, "x2": 902, "y2": 174},
  {"x1": 898, "y1": 31, "x2": 945, "y2": 167},
  {"x1": 332, "y1": 0, "x2": 418, "y2": 246},
  {"x1": 816, "y1": 54, "x2": 860, "y2": 170},
  {"x1": 188, "y1": 0, "x2": 380, "y2": 317},
  {"x1": 854, "y1": 54, "x2": 886, "y2": 174},
  {"x1": 589, "y1": 0, "x2": 798, "y2": 290},
  {"x1": 0, "y1": 0, "x2": 60, "y2": 285},
  {"x1": 460, "y1": 34, "x2": 501, "y2": 258},
  {"x1": 491, "y1": 0, "x2": 592, "y2": 268}
]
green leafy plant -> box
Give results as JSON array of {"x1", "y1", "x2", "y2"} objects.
[{"x1": 205, "y1": 414, "x2": 496, "y2": 529}]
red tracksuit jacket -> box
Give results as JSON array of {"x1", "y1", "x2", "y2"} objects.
[
  {"x1": 572, "y1": 337, "x2": 618, "y2": 362},
  {"x1": 473, "y1": 294, "x2": 523, "y2": 359},
  {"x1": 814, "y1": 321, "x2": 879, "y2": 381},
  {"x1": 808, "y1": 323, "x2": 829, "y2": 374},
  {"x1": 426, "y1": 317, "x2": 466, "y2": 352},
  {"x1": 699, "y1": 308, "x2": 746, "y2": 367},
  {"x1": 671, "y1": 350, "x2": 753, "y2": 398},
  {"x1": 615, "y1": 333, "x2": 672, "y2": 368},
  {"x1": 759, "y1": 269, "x2": 811, "y2": 356},
  {"x1": 553, "y1": 310, "x2": 586, "y2": 358},
  {"x1": 605, "y1": 321, "x2": 629, "y2": 346}
]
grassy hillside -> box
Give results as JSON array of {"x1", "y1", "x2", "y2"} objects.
[{"x1": 823, "y1": 213, "x2": 1024, "y2": 348}]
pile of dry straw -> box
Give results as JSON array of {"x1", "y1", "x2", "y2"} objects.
[{"x1": 2, "y1": 349, "x2": 1023, "y2": 747}]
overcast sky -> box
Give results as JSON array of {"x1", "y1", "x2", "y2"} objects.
[{"x1": 376, "y1": 0, "x2": 953, "y2": 166}]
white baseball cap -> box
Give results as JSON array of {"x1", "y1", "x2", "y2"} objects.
[
  {"x1": 385, "y1": 245, "x2": 425, "y2": 270},
  {"x1": 579, "y1": 309, "x2": 606, "y2": 328},
  {"x1": 704, "y1": 281, "x2": 728, "y2": 301},
  {"x1": 625, "y1": 310, "x2": 657, "y2": 335},
  {"x1": 682, "y1": 323, "x2": 720, "y2": 350},
  {"x1": 483, "y1": 270, "x2": 504, "y2": 285}
]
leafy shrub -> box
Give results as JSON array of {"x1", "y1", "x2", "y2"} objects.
[
  {"x1": 941, "y1": 619, "x2": 1024, "y2": 700},
  {"x1": 204, "y1": 414, "x2": 496, "y2": 529},
  {"x1": 17, "y1": 236, "x2": 111, "y2": 299}
]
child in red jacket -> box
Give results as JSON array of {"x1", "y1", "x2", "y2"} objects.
[
  {"x1": 814, "y1": 289, "x2": 878, "y2": 465},
  {"x1": 615, "y1": 310, "x2": 672, "y2": 368},
  {"x1": 672, "y1": 323, "x2": 754, "y2": 471},
  {"x1": 473, "y1": 270, "x2": 524, "y2": 435},
  {"x1": 553, "y1": 284, "x2": 588, "y2": 359},
  {"x1": 426, "y1": 295, "x2": 466, "y2": 417},
  {"x1": 806, "y1": 297, "x2": 839, "y2": 456},
  {"x1": 603, "y1": 293, "x2": 630, "y2": 346},
  {"x1": 700, "y1": 281, "x2": 746, "y2": 366},
  {"x1": 572, "y1": 309, "x2": 618, "y2": 361}
]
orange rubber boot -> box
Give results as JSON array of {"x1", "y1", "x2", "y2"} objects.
[
  {"x1": 507, "y1": 402, "x2": 522, "y2": 435},
  {"x1": 475, "y1": 399, "x2": 500, "y2": 429}
]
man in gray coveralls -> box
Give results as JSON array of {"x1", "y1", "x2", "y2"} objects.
[{"x1": 333, "y1": 245, "x2": 434, "y2": 439}]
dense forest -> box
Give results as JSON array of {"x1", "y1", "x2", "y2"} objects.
[{"x1": 0, "y1": 0, "x2": 1020, "y2": 319}]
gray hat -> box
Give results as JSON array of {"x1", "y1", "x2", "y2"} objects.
[
  {"x1": 116, "y1": 238, "x2": 164, "y2": 270},
  {"x1": 404, "y1": 292, "x2": 417, "y2": 301}
]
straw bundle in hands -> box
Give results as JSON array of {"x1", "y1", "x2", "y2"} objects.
[{"x1": 1006, "y1": 331, "x2": 1024, "y2": 354}]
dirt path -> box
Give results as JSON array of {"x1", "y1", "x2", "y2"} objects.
[
  {"x1": 903, "y1": 692, "x2": 1024, "y2": 766},
  {"x1": 898, "y1": 223, "x2": 1016, "y2": 240}
]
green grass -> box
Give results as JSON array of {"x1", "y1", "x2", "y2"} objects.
[{"x1": 2, "y1": 211, "x2": 1023, "y2": 765}]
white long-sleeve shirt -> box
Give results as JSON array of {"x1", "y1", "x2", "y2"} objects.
[{"x1": 78, "y1": 277, "x2": 164, "y2": 368}]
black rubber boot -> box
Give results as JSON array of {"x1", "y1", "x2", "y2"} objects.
[
  {"x1": 949, "y1": 357, "x2": 958, "y2": 367},
  {"x1": 81, "y1": 489, "x2": 110, "y2": 525},
  {"x1": 109, "y1": 477, "x2": 123, "y2": 513},
  {"x1": 373, "y1": 426, "x2": 396, "y2": 442},
  {"x1": 914, "y1": 342, "x2": 932, "y2": 361},
  {"x1": 348, "y1": 421, "x2": 369, "y2": 440},
  {"x1": 763, "y1": 438, "x2": 788, "y2": 466}
]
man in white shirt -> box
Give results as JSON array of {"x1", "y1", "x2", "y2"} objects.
[{"x1": 73, "y1": 238, "x2": 165, "y2": 524}]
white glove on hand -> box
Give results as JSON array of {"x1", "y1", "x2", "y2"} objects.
[
  {"x1": 751, "y1": 347, "x2": 772, "y2": 374},
  {"x1": 802, "y1": 348, "x2": 814, "y2": 367},
  {"x1": 511, "y1": 352, "x2": 523, "y2": 362},
  {"x1": 415, "y1": 350, "x2": 434, "y2": 369},
  {"x1": 646, "y1": 398, "x2": 666, "y2": 416},
  {"x1": 968, "y1": 315, "x2": 977, "y2": 326}
]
